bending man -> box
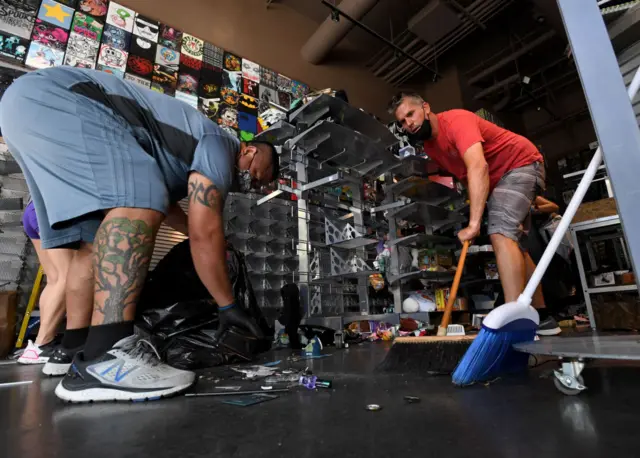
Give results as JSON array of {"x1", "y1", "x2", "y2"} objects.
[{"x1": 1, "y1": 67, "x2": 278, "y2": 402}]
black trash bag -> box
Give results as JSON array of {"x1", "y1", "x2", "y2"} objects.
[{"x1": 136, "y1": 239, "x2": 273, "y2": 369}]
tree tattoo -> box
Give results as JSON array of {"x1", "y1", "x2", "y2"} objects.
[
  {"x1": 188, "y1": 178, "x2": 222, "y2": 211},
  {"x1": 93, "y1": 217, "x2": 155, "y2": 324}
]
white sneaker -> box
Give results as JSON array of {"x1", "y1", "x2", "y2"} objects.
[
  {"x1": 17, "y1": 340, "x2": 55, "y2": 365},
  {"x1": 54, "y1": 335, "x2": 196, "y2": 403}
]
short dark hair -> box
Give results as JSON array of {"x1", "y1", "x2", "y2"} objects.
[
  {"x1": 248, "y1": 140, "x2": 279, "y2": 181},
  {"x1": 388, "y1": 91, "x2": 425, "y2": 115}
]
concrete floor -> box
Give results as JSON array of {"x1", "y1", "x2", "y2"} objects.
[{"x1": 2, "y1": 342, "x2": 640, "y2": 458}]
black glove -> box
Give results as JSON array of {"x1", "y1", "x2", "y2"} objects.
[{"x1": 218, "y1": 304, "x2": 264, "y2": 339}]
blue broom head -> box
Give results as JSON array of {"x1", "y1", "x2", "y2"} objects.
[{"x1": 452, "y1": 301, "x2": 539, "y2": 386}]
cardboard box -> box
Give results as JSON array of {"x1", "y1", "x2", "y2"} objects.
[{"x1": 435, "y1": 288, "x2": 468, "y2": 311}]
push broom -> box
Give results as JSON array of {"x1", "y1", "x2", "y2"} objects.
[
  {"x1": 379, "y1": 240, "x2": 475, "y2": 374},
  {"x1": 452, "y1": 64, "x2": 640, "y2": 386}
]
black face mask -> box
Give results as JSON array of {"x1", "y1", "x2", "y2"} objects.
[{"x1": 406, "y1": 115, "x2": 433, "y2": 143}]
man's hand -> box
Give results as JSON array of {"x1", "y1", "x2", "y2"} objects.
[
  {"x1": 218, "y1": 304, "x2": 264, "y2": 339},
  {"x1": 458, "y1": 223, "x2": 480, "y2": 244}
]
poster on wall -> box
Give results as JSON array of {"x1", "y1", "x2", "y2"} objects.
[
  {"x1": 181, "y1": 33, "x2": 203, "y2": 61},
  {"x1": 77, "y1": 0, "x2": 108, "y2": 20},
  {"x1": 153, "y1": 63, "x2": 178, "y2": 90},
  {"x1": 71, "y1": 12, "x2": 103, "y2": 41},
  {"x1": 102, "y1": 24, "x2": 131, "y2": 51},
  {"x1": 278, "y1": 91, "x2": 291, "y2": 109},
  {"x1": 133, "y1": 13, "x2": 158, "y2": 42},
  {"x1": 238, "y1": 94, "x2": 258, "y2": 116},
  {"x1": 155, "y1": 44, "x2": 178, "y2": 67},
  {"x1": 0, "y1": 1, "x2": 37, "y2": 38},
  {"x1": 106, "y1": 1, "x2": 134, "y2": 33},
  {"x1": 97, "y1": 63, "x2": 124, "y2": 78},
  {"x1": 158, "y1": 23, "x2": 181, "y2": 50},
  {"x1": 37, "y1": 0, "x2": 73, "y2": 30},
  {"x1": 203, "y1": 41, "x2": 223, "y2": 68},
  {"x1": 222, "y1": 69, "x2": 241, "y2": 92},
  {"x1": 63, "y1": 51, "x2": 95, "y2": 68},
  {"x1": 0, "y1": 30, "x2": 28, "y2": 61},
  {"x1": 242, "y1": 78, "x2": 258, "y2": 98},
  {"x1": 291, "y1": 80, "x2": 309, "y2": 99},
  {"x1": 66, "y1": 31, "x2": 98, "y2": 63},
  {"x1": 124, "y1": 72, "x2": 151, "y2": 88},
  {"x1": 97, "y1": 43, "x2": 127, "y2": 71},
  {"x1": 32, "y1": 18, "x2": 69, "y2": 51},
  {"x1": 260, "y1": 67, "x2": 277, "y2": 89},
  {"x1": 258, "y1": 85, "x2": 277, "y2": 114},
  {"x1": 177, "y1": 73, "x2": 198, "y2": 95},
  {"x1": 241, "y1": 58, "x2": 259, "y2": 83},
  {"x1": 238, "y1": 111, "x2": 257, "y2": 134},
  {"x1": 127, "y1": 53, "x2": 153, "y2": 78},
  {"x1": 223, "y1": 51, "x2": 240, "y2": 71},
  {"x1": 130, "y1": 35, "x2": 155, "y2": 61},
  {"x1": 217, "y1": 103, "x2": 238, "y2": 129},
  {"x1": 277, "y1": 74, "x2": 292, "y2": 94},
  {"x1": 25, "y1": 41, "x2": 64, "y2": 68},
  {"x1": 220, "y1": 87, "x2": 238, "y2": 106},
  {"x1": 180, "y1": 53, "x2": 202, "y2": 75}
]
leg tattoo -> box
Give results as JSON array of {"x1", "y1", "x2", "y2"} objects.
[{"x1": 93, "y1": 217, "x2": 155, "y2": 324}]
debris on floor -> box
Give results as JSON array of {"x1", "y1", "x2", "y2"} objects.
[
  {"x1": 403, "y1": 395, "x2": 420, "y2": 403},
  {"x1": 299, "y1": 375, "x2": 332, "y2": 390},
  {"x1": 222, "y1": 394, "x2": 280, "y2": 407}
]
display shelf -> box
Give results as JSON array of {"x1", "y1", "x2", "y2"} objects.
[
  {"x1": 388, "y1": 154, "x2": 429, "y2": 178},
  {"x1": 255, "y1": 120, "x2": 296, "y2": 146},
  {"x1": 386, "y1": 233, "x2": 455, "y2": 248},
  {"x1": 387, "y1": 202, "x2": 465, "y2": 228},
  {"x1": 324, "y1": 217, "x2": 377, "y2": 249},
  {"x1": 388, "y1": 270, "x2": 455, "y2": 285},
  {"x1": 587, "y1": 284, "x2": 638, "y2": 294},
  {"x1": 288, "y1": 94, "x2": 398, "y2": 148},
  {"x1": 386, "y1": 176, "x2": 459, "y2": 205}
]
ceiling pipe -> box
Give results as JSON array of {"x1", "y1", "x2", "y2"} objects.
[
  {"x1": 319, "y1": 0, "x2": 442, "y2": 78},
  {"x1": 473, "y1": 74, "x2": 521, "y2": 99},
  {"x1": 492, "y1": 89, "x2": 512, "y2": 111},
  {"x1": 385, "y1": 0, "x2": 506, "y2": 84},
  {"x1": 366, "y1": 30, "x2": 412, "y2": 67},
  {"x1": 372, "y1": 37, "x2": 423, "y2": 76},
  {"x1": 467, "y1": 30, "x2": 557, "y2": 85},
  {"x1": 446, "y1": 0, "x2": 486, "y2": 30},
  {"x1": 301, "y1": 0, "x2": 379, "y2": 65}
]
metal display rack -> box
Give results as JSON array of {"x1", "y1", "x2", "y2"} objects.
[{"x1": 514, "y1": 0, "x2": 640, "y2": 395}]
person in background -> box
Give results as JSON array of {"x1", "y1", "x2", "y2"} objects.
[
  {"x1": 17, "y1": 200, "x2": 74, "y2": 364},
  {"x1": 532, "y1": 195, "x2": 560, "y2": 217},
  {"x1": 389, "y1": 92, "x2": 559, "y2": 335}
]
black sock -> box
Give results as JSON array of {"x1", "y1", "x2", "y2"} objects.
[
  {"x1": 83, "y1": 322, "x2": 134, "y2": 361},
  {"x1": 62, "y1": 327, "x2": 89, "y2": 349}
]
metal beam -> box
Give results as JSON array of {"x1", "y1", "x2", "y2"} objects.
[
  {"x1": 446, "y1": 0, "x2": 486, "y2": 30},
  {"x1": 473, "y1": 74, "x2": 520, "y2": 99},
  {"x1": 556, "y1": 0, "x2": 640, "y2": 279}
]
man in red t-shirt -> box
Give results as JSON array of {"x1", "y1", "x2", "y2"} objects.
[{"x1": 389, "y1": 92, "x2": 559, "y2": 335}]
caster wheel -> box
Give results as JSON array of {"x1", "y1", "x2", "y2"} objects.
[{"x1": 554, "y1": 375, "x2": 584, "y2": 396}]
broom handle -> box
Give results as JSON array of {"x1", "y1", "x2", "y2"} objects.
[
  {"x1": 441, "y1": 240, "x2": 470, "y2": 329},
  {"x1": 520, "y1": 66, "x2": 640, "y2": 304}
]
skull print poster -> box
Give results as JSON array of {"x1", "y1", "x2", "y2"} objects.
[{"x1": 97, "y1": 43, "x2": 128, "y2": 71}]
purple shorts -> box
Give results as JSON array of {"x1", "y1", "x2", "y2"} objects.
[{"x1": 22, "y1": 201, "x2": 39, "y2": 240}]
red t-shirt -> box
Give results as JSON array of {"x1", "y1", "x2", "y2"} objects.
[{"x1": 423, "y1": 110, "x2": 543, "y2": 190}]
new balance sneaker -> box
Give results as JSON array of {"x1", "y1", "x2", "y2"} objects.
[
  {"x1": 537, "y1": 317, "x2": 562, "y2": 336},
  {"x1": 43, "y1": 345, "x2": 83, "y2": 377},
  {"x1": 54, "y1": 335, "x2": 196, "y2": 403},
  {"x1": 17, "y1": 340, "x2": 55, "y2": 365}
]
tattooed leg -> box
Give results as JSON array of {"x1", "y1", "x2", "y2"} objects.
[{"x1": 91, "y1": 208, "x2": 164, "y2": 325}]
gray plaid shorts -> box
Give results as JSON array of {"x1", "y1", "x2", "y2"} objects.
[{"x1": 487, "y1": 162, "x2": 545, "y2": 242}]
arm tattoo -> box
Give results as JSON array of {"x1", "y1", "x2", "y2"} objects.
[
  {"x1": 188, "y1": 179, "x2": 222, "y2": 211},
  {"x1": 93, "y1": 217, "x2": 155, "y2": 324}
]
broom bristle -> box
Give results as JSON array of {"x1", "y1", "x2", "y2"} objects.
[
  {"x1": 378, "y1": 339, "x2": 474, "y2": 375},
  {"x1": 451, "y1": 327, "x2": 536, "y2": 386}
]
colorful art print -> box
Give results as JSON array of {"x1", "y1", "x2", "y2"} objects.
[
  {"x1": 124, "y1": 72, "x2": 151, "y2": 88},
  {"x1": 199, "y1": 78, "x2": 221, "y2": 99},
  {"x1": 106, "y1": 1, "x2": 133, "y2": 32},
  {"x1": 37, "y1": 0, "x2": 73, "y2": 30},
  {"x1": 101, "y1": 23, "x2": 130, "y2": 51},
  {"x1": 24, "y1": 41, "x2": 63, "y2": 68},
  {"x1": 0, "y1": 31, "x2": 28, "y2": 61},
  {"x1": 239, "y1": 130, "x2": 254, "y2": 142},
  {"x1": 203, "y1": 42, "x2": 223, "y2": 68},
  {"x1": 154, "y1": 44, "x2": 178, "y2": 66},
  {"x1": 198, "y1": 97, "x2": 219, "y2": 120},
  {"x1": 31, "y1": 18, "x2": 68, "y2": 51},
  {"x1": 97, "y1": 43, "x2": 127, "y2": 70},
  {"x1": 242, "y1": 78, "x2": 258, "y2": 98},
  {"x1": 133, "y1": 13, "x2": 158, "y2": 42},
  {"x1": 217, "y1": 103, "x2": 238, "y2": 129},
  {"x1": 158, "y1": 23, "x2": 181, "y2": 49},
  {"x1": 71, "y1": 12, "x2": 103, "y2": 41},
  {"x1": 177, "y1": 73, "x2": 198, "y2": 95},
  {"x1": 241, "y1": 58, "x2": 259, "y2": 83},
  {"x1": 220, "y1": 87, "x2": 239, "y2": 106},
  {"x1": 63, "y1": 51, "x2": 95, "y2": 68},
  {"x1": 277, "y1": 74, "x2": 292, "y2": 93},
  {"x1": 258, "y1": 85, "x2": 277, "y2": 113},
  {"x1": 222, "y1": 69, "x2": 242, "y2": 92},
  {"x1": 175, "y1": 90, "x2": 198, "y2": 109},
  {"x1": 291, "y1": 80, "x2": 309, "y2": 99},
  {"x1": 3, "y1": 0, "x2": 40, "y2": 13},
  {"x1": 278, "y1": 91, "x2": 291, "y2": 109},
  {"x1": 127, "y1": 53, "x2": 153, "y2": 77},
  {"x1": 153, "y1": 64, "x2": 177, "y2": 89},
  {"x1": 130, "y1": 35, "x2": 155, "y2": 61},
  {"x1": 238, "y1": 94, "x2": 258, "y2": 116},
  {"x1": 77, "y1": 0, "x2": 106, "y2": 18},
  {"x1": 0, "y1": 1, "x2": 36, "y2": 39},
  {"x1": 238, "y1": 112, "x2": 257, "y2": 134},
  {"x1": 259, "y1": 67, "x2": 277, "y2": 89},
  {"x1": 223, "y1": 51, "x2": 241, "y2": 71},
  {"x1": 151, "y1": 81, "x2": 174, "y2": 96},
  {"x1": 97, "y1": 63, "x2": 124, "y2": 78},
  {"x1": 181, "y1": 33, "x2": 203, "y2": 60},
  {"x1": 179, "y1": 53, "x2": 202, "y2": 72},
  {"x1": 66, "y1": 31, "x2": 98, "y2": 61}
]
